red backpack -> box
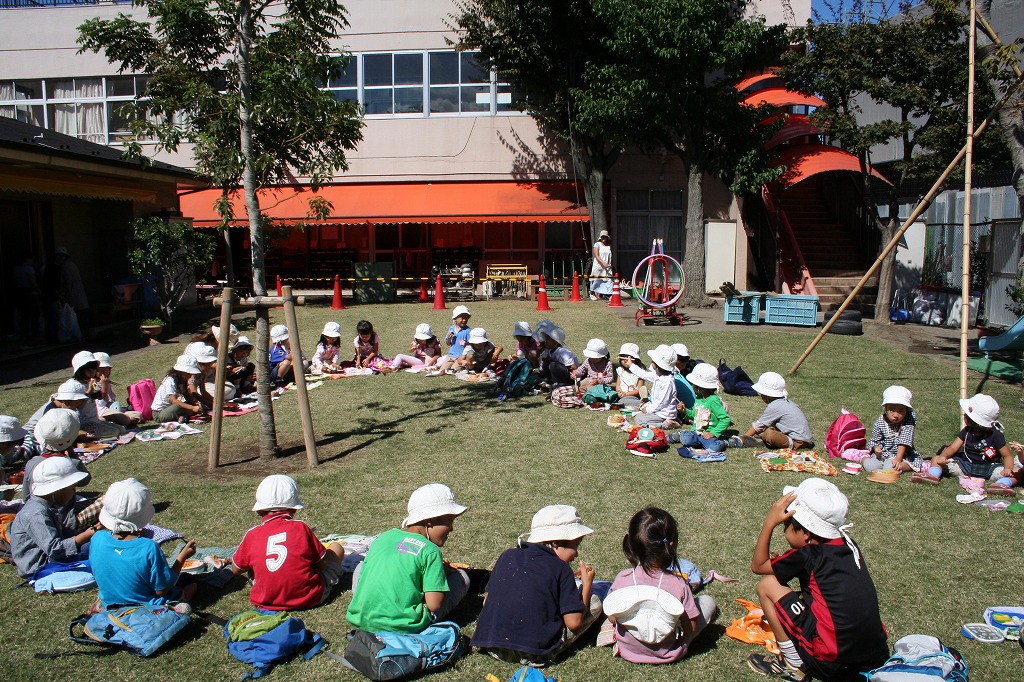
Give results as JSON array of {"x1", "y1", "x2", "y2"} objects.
[
  {"x1": 825, "y1": 409, "x2": 866, "y2": 458},
  {"x1": 625, "y1": 426, "x2": 669, "y2": 455}
]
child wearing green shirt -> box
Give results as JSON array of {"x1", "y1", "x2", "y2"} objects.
[{"x1": 673, "y1": 363, "x2": 731, "y2": 452}]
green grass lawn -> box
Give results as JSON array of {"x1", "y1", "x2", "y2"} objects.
[{"x1": 1, "y1": 300, "x2": 1021, "y2": 681}]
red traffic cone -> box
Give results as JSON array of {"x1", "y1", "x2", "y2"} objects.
[
  {"x1": 275, "y1": 274, "x2": 283, "y2": 297},
  {"x1": 432, "y1": 273, "x2": 446, "y2": 310},
  {"x1": 569, "y1": 271, "x2": 583, "y2": 302},
  {"x1": 331, "y1": 274, "x2": 345, "y2": 310},
  {"x1": 608, "y1": 274, "x2": 625, "y2": 307},
  {"x1": 418, "y1": 279, "x2": 429, "y2": 303},
  {"x1": 536, "y1": 274, "x2": 553, "y2": 311}
]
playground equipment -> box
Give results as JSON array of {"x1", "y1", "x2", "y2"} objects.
[
  {"x1": 978, "y1": 315, "x2": 1024, "y2": 355},
  {"x1": 631, "y1": 240, "x2": 687, "y2": 326}
]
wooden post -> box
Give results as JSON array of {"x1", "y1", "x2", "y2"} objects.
[
  {"x1": 208, "y1": 287, "x2": 233, "y2": 470},
  {"x1": 282, "y1": 285, "x2": 319, "y2": 467},
  {"x1": 961, "y1": 0, "x2": 977, "y2": 399}
]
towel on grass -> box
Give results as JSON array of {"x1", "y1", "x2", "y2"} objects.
[{"x1": 756, "y1": 449, "x2": 837, "y2": 476}]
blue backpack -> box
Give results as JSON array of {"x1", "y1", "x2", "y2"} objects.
[
  {"x1": 496, "y1": 358, "x2": 538, "y2": 400},
  {"x1": 69, "y1": 604, "x2": 190, "y2": 657},
  {"x1": 863, "y1": 634, "x2": 968, "y2": 681},
  {"x1": 341, "y1": 621, "x2": 466, "y2": 680},
  {"x1": 224, "y1": 610, "x2": 326, "y2": 680}
]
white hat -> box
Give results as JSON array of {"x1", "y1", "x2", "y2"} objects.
[
  {"x1": 752, "y1": 371, "x2": 787, "y2": 398},
  {"x1": 618, "y1": 343, "x2": 641, "y2": 359},
  {"x1": 603, "y1": 578, "x2": 686, "y2": 645},
  {"x1": 467, "y1": 327, "x2": 489, "y2": 345},
  {"x1": 32, "y1": 456, "x2": 89, "y2": 497},
  {"x1": 212, "y1": 324, "x2": 239, "y2": 342},
  {"x1": 99, "y1": 478, "x2": 155, "y2": 533},
  {"x1": 783, "y1": 478, "x2": 849, "y2": 540},
  {"x1": 882, "y1": 385, "x2": 912, "y2": 409},
  {"x1": 451, "y1": 305, "x2": 471, "y2": 320},
  {"x1": 402, "y1": 483, "x2": 468, "y2": 528},
  {"x1": 599, "y1": 230, "x2": 610, "y2": 238},
  {"x1": 185, "y1": 341, "x2": 209, "y2": 358},
  {"x1": 191, "y1": 344, "x2": 218, "y2": 364},
  {"x1": 34, "y1": 408, "x2": 80, "y2": 453},
  {"x1": 271, "y1": 324, "x2": 289, "y2": 343},
  {"x1": 173, "y1": 355, "x2": 202, "y2": 374},
  {"x1": 647, "y1": 345, "x2": 676, "y2": 372},
  {"x1": 583, "y1": 339, "x2": 609, "y2": 359},
  {"x1": 252, "y1": 474, "x2": 305, "y2": 511},
  {"x1": 321, "y1": 321, "x2": 342, "y2": 338},
  {"x1": 512, "y1": 321, "x2": 532, "y2": 337},
  {"x1": 414, "y1": 323, "x2": 435, "y2": 341},
  {"x1": 533, "y1": 320, "x2": 553, "y2": 343},
  {"x1": 92, "y1": 352, "x2": 112, "y2": 368},
  {"x1": 543, "y1": 326, "x2": 566, "y2": 346},
  {"x1": 527, "y1": 505, "x2": 593, "y2": 543},
  {"x1": 55, "y1": 379, "x2": 89, "y2": 401},
  {"x1": 71, "y1": 351, "x2": 98, "y2": 373},
  {"x1": 0, "y1": 416, "x2": 27, "y2": 442},
  {"x1": 671, "y1": 343, "x2": 690, "y2": 358},
  {"x1": 232, "y1": 336, "x2": 254, "y2": 352},
  {"x1": 687, "y1": 363, "x2": 719, "y2": 390},
  {"x1": 959, "y1": 394, "x2": 1001, "y2": 429}
]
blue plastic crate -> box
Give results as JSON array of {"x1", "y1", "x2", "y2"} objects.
[
  {"x1": 724, "y1": 292, "x2": 762, "y2": 324},
  {"x1": 765, "y1": 294, "x2": 819, "y2": 326}
]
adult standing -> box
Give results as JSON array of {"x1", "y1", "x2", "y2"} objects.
[
  {"x1": 55, "y1": 246, "x2": 91, "y2": 339},
  {"x1": 589, "y1": 230, "x2": 613, "y2": 300}
]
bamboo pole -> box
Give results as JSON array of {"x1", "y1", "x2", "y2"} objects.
[
  {"x1": 789, "y1": 71, "x2": 1024, "y2": 374},
  {"x1": 282, "y1": 285, "x2": 319, "y2": 467},
  {"x1": 208, "y1": 287, "x2": 233, "y2": 469},
  {"x1": 960, "y1": 0, "x2": 977, "y2": 399},
  {"x1": 212, "y1": 295, "x2": 304, "y2": 307}
]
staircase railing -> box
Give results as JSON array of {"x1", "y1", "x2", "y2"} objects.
[{"x1": 761, "y1": 184, "x2": 818, "y2": 296}]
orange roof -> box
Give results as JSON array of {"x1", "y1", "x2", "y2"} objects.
[
  {"x1": 735, "y1": 69, "x2": 780, "y2": 93},
  {"x1": 765, "y1": 120, "x2": 823, "y2": 149},
  {"x1": 179, "y1": 181, "x2": 589, "y2": 225},
  {"x1": 744, "y1": 87, "x2": 826, "y2": 109},
  {"x1": 774, "y1": 144, "x2": 890, "y2": 186}
]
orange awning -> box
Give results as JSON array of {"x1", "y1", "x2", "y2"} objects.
[
  {"x1": 744, "y1": 87, "x2": 826, "y2": 109},
  {"x1": 774, "y1": 144, "x2": 890, "y2": 187},
  {"x1": 765, "y1": 120, "x2": 823, "y2": 149},
  {"x1": 179, "y1": 181, "x2": 589, "y2": 226},
  {"x1": 735, "y1": 69, "x2": 780, "y2": 93}
]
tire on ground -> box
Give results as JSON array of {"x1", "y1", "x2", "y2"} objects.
[
  {"x1": 825, "y1": 319, "x2": 864, "y2": 336},
  {"x1": 823, "y1": 309, "x2": 863, "y2": 323}
]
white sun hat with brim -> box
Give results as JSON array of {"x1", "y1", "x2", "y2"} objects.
[
  {"x1": 783, "y1": 478, "x2": 849, "y2": 541},
  {"x1": 671, "y1": 343, "x2": 690, "y2": 358},
  {"x1": 583, "y1": 339, "x2": 609, "y2": 359},
  {"x1": 55, "y1": 379, "x2": 89, "y2": 402},
  {"x1": 532, "y1": 320, "x2": 553, "y2": 342},
  {"x1": 100, "y1": 478, "x2": 155, "y2": 533},
  {"x1": 0, "y1": 416, "x2": 27, "y2": 443},
  {"x1": 71, "y1": 351, "x2": 98, "y2": 374},
  {"x1": 270, "y1": 324, "x2": 289, "y2": 343},
  {"x1": 92, "y1": 352, "x2": 112, "y2": 368},
  {"x1": 252, "y1": 474, "x2": 305, "y2": 512},
  {"x1": 321, "y1": 321, "x2": 342, "y2": 338},
  {"x1": 603, "y1": 578, "x2": 687, "y2": 645},
  {"x1": 512, "y1": 321, "x2": 532, "y2": 338},
  {"x1": 402, "y1": 483, "x2": 468, "y2": 529},
  {"x1": 212, "y1": 324, "x2": 239, "y2": 343},
  {"x1": 414, "y1": 323, "x2": 435, "y2": 341},
  {"x1": 451, "y1": 305, "x2": 471, "y2": 320},
  {"x1": 882, "y1": 385, "x2": 912, "y2": 409},
  {"x1": 959, "y1": 394, "x2": 1001, "y2": 429},
  {"x1": 231, "y1": 336, "x2": 254, "y2": 352},
  {"x1": 526, "y1": 504, "x2": 593, "y2": 544},
  {"x1": 467, "y1": 327, "x2": 489, "y2": 345},
  {"x1": 32, "y1": 456, "x2": 90, "y2": 497},
  {"x1": 647, "y1": 345, "x2": 676, "y2": 372},
  {"x1": 687, "y1": 363, "x2": 720, "y2": 390},
  {"x1": 752, "y1": 371, "x2": 787, "y2": 398},
  {"x1": 190, "y1": 345, "x2": 218, "y2": 364},
  {"x1": 543, "y1": 326, "x2": 566, "y2": 347},
  {"x1": 618, "y1": 343, "x2": 641, "y2": 359},
  {"x1": 34, "y1": 408, "x2": 81, "y2": 453},
  {"x1": 173, "y1": 355, "x2": 203, "y2": 375}
]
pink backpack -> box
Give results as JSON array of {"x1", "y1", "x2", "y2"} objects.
[
  {"x1": 128, "y1": 379, "x2": 156, "y2": 423},
  {"x1": 825, "y1": 409, "x2": 866, "y2": 458}
]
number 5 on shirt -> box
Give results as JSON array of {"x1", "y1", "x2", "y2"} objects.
[{"x1": 266, "y1": 532, "x2": 288, "y2": 572}]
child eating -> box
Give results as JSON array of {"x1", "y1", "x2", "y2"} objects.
[
  {"x1": 932, "y1": 393, "x2": 1021, "y2": 487},
  {"x1": 733, "y1": 372, "x2": 813, "y2": 450},
  {"x1": 675, "y1": 363, "x2": 731, "y2": 452},
  {"x1": 864, "y1": 386, "x2": 920, "y2": 473}
]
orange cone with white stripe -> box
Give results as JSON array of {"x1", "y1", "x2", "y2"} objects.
[
  {"x1": 536, "y1": 274, "x2": 553, "y2": 311},
  {"x1": 608, "y1": 274, "x2": 625, "y2": 307}
]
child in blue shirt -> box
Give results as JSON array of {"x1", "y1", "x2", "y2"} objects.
[{"x1": 432, "y1": 305, "x2": 473, "y2": 374}]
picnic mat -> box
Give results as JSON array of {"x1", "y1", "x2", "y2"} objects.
[
  {"x1": 947, "y1": 355, "x2": 1024, "y2": 383},
  {"x1": 141, "y1": 523, "x2": 183, "y2": 544},
  {"x1": 169, "y1": 543, "x2": 237, "y2": 587},
  {"x1": 756, "y1": 449, "x2": 838, "y2": 476},
  {"x1": 136, "y1": 422, "x2": 204, "y2": 442},
  {"x1": 320, "y1": 533, "x2": 377, "y2": 573},
  {"x1": 73, "y1": 431, "x2": 136, "y2": 464}
]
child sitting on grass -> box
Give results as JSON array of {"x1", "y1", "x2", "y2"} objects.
[
  {"x1": 674, "y1": 363, "x2": 730, "y2": 452},
  {"x1": 748, "y1": 478, "x2": 888, "y2": 681},
  {"x1": 20, "y1": 380, "x2": 93, "y2": 458},
  {"x1": 231, "y1": 475, "x2": 344, "y2": 610},
  {"x1": 1, "y1": 416, "x2": 29, "y2": 471},
  {"x1": 606, "y1": 507, "x2": 717, "y2": 664},
  {"x1": 511, "y1": 321, "x2": 541, "y2": 368},
  {"x1": 310, "y1": 321, "x2": 343, "y2": 373},
  {"x1": 622, "y1": 345, "x2": 678, "y2": 428},
  {"x1": 354, "y1": 319, "x2": 391, "y2": 372},
  {"x1": 615, "y1": 343, "x2": 646, "y2": 408},
  {"x1": 347, "y1": 484, "x2": 470, "y2": 633},
  {"x1": 573, "y1": 339, "x2": 614, "y2": 392},
  {"x1": 932, "y1": 393, "x2": 1022, "y2": 488},
  {"x1": 434, "y1": 306, "x2": 473, "y2": 374},
  {"x1": 151, "y1": 355, "x2": 205, "y2": 423},
  {"x1": 392, "y1": 323, "x2": 444, "y2": 369},
  {"x1": 456, "y1": 328, "x2": 503, "y2": 372},
  {"x1": 864, "y1": 386, "x2": 921, "y2": 473},
  {"x1": 91, "y1": 478, "x2": 198, "y2": 613},
  {"x1": 732, "y1": 372, "x2": 813, "y2": 451},
  {"x1": 227, "y1": 336, "x2": 256, "y2": 393},
  {"x1": 473, "y1": 505, "x2": 600, "y2": 667}
]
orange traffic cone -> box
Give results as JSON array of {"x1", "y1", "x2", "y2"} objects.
[
  {"x1": 569, "y1": 271, "x2": 582, "y2": 302},
  {"x1": 536, "y1": 274, "x2": 553, "y2": 312},
  {"x1": 331, "y1": 274, "x2": 345, "y2": 310},
  {"x1": 276, "y1": 274, "x2": 283, "y2": 297},
  {"x1": 433, "y1": 273, "x2": 446, "y2": 310},
  {"x1": 608, "y1": 274, "x2": 625, "y2": 307},
  {"x1": 419, "y1": 279, "x2": 429, "y2": 303}
]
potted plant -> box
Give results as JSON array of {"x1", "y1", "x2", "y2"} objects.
[{"x1": 139, "y1": 317, "x2": 165, "y2": 345}]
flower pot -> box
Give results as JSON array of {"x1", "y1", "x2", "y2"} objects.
[{"x1": 140, "y1": 324, "x2": 164, "y2": 346}]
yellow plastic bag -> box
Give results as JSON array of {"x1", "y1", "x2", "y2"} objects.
[{"x1": 725, "y1": 598, "x2": 779, "y2": 654}]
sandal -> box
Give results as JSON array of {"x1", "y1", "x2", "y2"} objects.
[
  {"x1": 985, "y1": 483, "x2": 1016, "y2": 497},
  {"x1": 911, "y1": 471, "x2": 942, "y2": 485}
]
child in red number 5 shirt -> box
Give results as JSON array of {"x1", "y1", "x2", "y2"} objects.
[{"x1": 231, "y1": 475, "x2": 344, "y2": 610}]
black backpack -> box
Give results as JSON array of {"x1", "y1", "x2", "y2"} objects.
[{"x1": 718, "y1": 359, "x2": 758, "y2": 396}]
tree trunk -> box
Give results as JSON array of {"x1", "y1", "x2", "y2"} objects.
[
  {"x1": 571, "y1": 132, "x2": 618, "y2": 246},
  {"x1": 683, "y1": 163, "x2": 710, "y2": 307},
  {"x1": 238, "y1": 0, "x2": 279, "y2": 458},
  {"x1": 223, "y1": 227, "x2": 236, "y2": 289},
  {"x1": 873, "y1": 217, "x2": 898, "y2": 322}
]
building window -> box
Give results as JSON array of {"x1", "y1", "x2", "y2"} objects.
[{"x1": 615, "y1": 189, "x2": 685, "y2": 282}]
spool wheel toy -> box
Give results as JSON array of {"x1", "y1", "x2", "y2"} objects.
[{"x1": 631, "y1": 240, "x2": 688, "y2": 326}]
